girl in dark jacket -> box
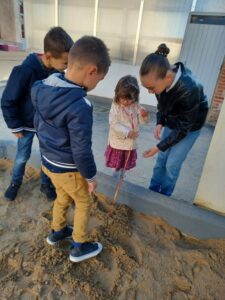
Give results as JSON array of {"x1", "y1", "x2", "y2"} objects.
[{"x1": 140, "y1": 44, "x2": 208, "y2": 196}]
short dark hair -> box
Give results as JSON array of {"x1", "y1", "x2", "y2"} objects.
[
  {"x1": 68, "y1": 36, "x2": 111, "y2": 74},
  {"x1": 44, "y1": 27, "x2": 73, "y2": 58},
  {"x1": 114, "y1": 75, "x2": 140, "y2": 104},
  {"x1": 140, "y1": 43, "x2": 170, "y2": 79}
]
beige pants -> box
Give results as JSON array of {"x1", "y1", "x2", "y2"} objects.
[{"x1": 42, "y1": 166, "x2": 92, "y2": 243}]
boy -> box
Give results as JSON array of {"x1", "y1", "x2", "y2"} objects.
[
  {"x1": 31, "y1": 36, "x2": 111, "y2": 262},
  {"x1": 1, "y1": 27, "x2": 73, "y2": 201}
]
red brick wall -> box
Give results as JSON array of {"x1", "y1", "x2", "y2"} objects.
[{"x1": 208, "y1": 59, "x2": 225, "y2": 125}]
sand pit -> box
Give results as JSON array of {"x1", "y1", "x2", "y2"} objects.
[{"x1": 0, "y1": 158, "x2": 225, "y2": 300}]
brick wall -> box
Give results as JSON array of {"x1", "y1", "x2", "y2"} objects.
[{"x1": 208, "y1": 59, "x2": 225, "y2": 126}]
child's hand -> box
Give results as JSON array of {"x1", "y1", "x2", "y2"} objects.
[
  {"x1": 140, "y1": 108, "x2": 148, "y2": 118},
  {"x1": 13, "y1": 132, "x2": 24, "y2": 138},
  {"x1": 88, "y1": 180, "x2": 97, "y2": 193},
  {"x1": 143, "y1": 146, "x2": 159, "y2": 157},
  {"x1": 128, "y1": 130, "x2": 139, "y2": 139}
]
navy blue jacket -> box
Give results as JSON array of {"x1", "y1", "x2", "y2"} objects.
[
  {"x1": 1, "y1": 53, "x2": 54, "y2": 133},
  {"x1": 31, "y1": 73, "x2": 97, "y2": 181}
]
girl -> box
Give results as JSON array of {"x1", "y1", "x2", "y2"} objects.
[
  {"x1": 140, "y1": 44, "x2": 208, "y2": 196},
  {"x1": 105, "y1": 75, "x2": 149, "y2": 179}
]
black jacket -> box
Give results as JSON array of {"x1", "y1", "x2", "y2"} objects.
[
  {"x1": 1, "y1": 53, "x2": 54, "y2": 133},
  {"x1": 156, "y1": 62, "x2": 208, "y2": 152}
]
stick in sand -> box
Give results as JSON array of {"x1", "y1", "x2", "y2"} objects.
[
  {"x1": 108, "y1": 151, "x2": 131, "y2": 216},
  {"x1": 109, "y1": 112, "x2": 135, "y2": 214},
  {"x1": 112, "y1": 151, "x2": 131, "y2": 204}
]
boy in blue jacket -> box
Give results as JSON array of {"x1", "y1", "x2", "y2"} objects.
[
  {"x1": 1, "y1": 27, "x2": 73, "y2": 201},
  {"x1": 31, "y1": 36, "x2": 111, "y2": 262}
]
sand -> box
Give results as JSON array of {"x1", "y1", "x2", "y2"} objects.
[{"x1": 0, "y1": 158, "x2": 225, "y2": 300}]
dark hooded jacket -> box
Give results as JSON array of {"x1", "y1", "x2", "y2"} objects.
[
  {"x1": 31, "y1": 73, "x2": 96, "y2": 181},
  {"x1": 1, "y1": 53, "x2": 54, "y2": 133},
  {"x1": 156, "y1": 62, "x2": 208, "y2": 152}
]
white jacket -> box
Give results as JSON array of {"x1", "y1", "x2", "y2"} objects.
[{"x1": 108, "y1": 102, "x2": 149, "y2": 150}]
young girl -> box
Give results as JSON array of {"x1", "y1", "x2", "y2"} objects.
[
  {"x1": 140, "y1": 43, "x2": 208, "y2": 196},
  {"x1": 105, "y1": 75, "x2": 149, "y2": 179}
]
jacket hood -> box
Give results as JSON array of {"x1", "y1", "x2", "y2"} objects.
[
  {"x1": 31, "y1": 73, "x2": 86, "y2": 120},
  {"x1": 22, "y1": 53, "x2": 46, "y2": 74},
  {"x1": 174, "y1": 62, "x2": 194, "y2": 81}
]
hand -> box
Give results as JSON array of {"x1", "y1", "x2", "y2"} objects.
[
  {"x1": 143, "y1": 146, "x2": 160, "y2": 158},
  {"x1": 154, "y1": 125, "x2": 163, "y2": 140},
  {"x1": 13, "y1": 132, "x2": 24, "y2": 138},
  {"x1": 128, "y1": 130, "x2": 139, "y2": 139},
  {"x1": 140, "y1": 108, "x2": 148, "y2": 118},
  {"x1": 88, "y1": 180, "x2": 97, "y2": 193}
]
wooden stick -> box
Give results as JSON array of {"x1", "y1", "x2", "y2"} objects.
[{"x1": 109, "y1": 112, "x2": 135, "y2": 215}]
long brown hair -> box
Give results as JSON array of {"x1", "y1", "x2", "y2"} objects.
[{"x1": 114, "y1": 75, "x2": 140, "y2": 104}]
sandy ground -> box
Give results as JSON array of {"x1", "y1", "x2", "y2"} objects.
[{"x1": 0, "y1": 158, "x2": 225, "y2": 300}]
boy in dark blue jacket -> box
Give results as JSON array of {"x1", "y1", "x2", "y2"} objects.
[
  {"x1": 31, "y1": 36, "x2": 110, "y2": 262},
  {"x1": 1, "y1": 27, "x2": 73, "y2": 201}
]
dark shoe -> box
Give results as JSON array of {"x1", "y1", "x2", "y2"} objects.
[
  {"x1": 4, "y1": 182, "x2": 21, "y2": 201},
  {"x1": 69, "y1": 242, "x2": 103, "y2": 263},
  {"x1": 40, "y1": 184, "x2": 57, "y2": 201},
  {"x1": 46, "y1": 225, "x2": 73, "y2": 245}
]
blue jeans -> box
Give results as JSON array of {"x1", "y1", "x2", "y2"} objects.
[
  {"x1": 12, "y1": 131, "x2": 51, "y2": 185},
  {"x1": 150, "y1": 127, "x2": 201, "y2": 196}
]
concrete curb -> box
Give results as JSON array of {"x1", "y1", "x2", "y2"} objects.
[
  {"x1": 97, "y1": 172, "x2": 225, "y2": 239},
  {"x1": 1, "y1": 139, "x2": 225, "y2": 240}
]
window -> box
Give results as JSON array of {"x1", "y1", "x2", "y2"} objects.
[
  {"x1": 59, "y1": 0, "x2": 95, "y2": 40},
  {"x1": 136, "y1": 0, "x2": 192, "y2": 64},
  {"x1": 97, "y1": 0, "x2": 140, "y2": 63}
]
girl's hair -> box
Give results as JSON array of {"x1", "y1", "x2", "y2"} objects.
[
  {"x1": 114, "y1": 75, "x2": 140, "y2": 104},
  {"x1": 140, "y1": 43, "x2": 171, "y2": 79}
]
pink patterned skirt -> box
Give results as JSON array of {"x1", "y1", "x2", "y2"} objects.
[{"x1": 105, "y1": 145, "x2": 137, "y2": 171}]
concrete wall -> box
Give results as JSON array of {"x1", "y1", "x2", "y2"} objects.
[
  {"x1": 23, "y1": 0, "x2": 55, "y2": 51},
  {"x1": 0, "y1": 51, "x2": 157, "y2": 106},
  {"x1": 0, "y1": 51, "x2": 27, "y2": 81},
  {"x1": 195, "y1": 96, "x2": 225, "y2": 215}
]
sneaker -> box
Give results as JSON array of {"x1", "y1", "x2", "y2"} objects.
[
  {"x1": 40, "y1": 184, "x2": 57, "y2": 201},
  {"x1": 4, "y1": 182, "x2": 21, "y2": 201},
  {"x1": 69, "y1": 242, "x2": 103, "y2": 263},
  {"x1": 46, "y1": 225, "x2": 73, "y2": 245}
]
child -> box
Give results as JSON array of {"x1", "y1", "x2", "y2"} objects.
[
  {"x1": 105, "y1": 75, "x2": 149, "y2": 179},
  {"x1": 31, "y1": 36, "x2": 111, "y2": 262},
  {"x1": 1, "y1": 27, "x2": 73, "y2": 201}
]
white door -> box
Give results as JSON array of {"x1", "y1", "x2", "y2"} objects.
[{"x1": 179, "y1": 13, "x2": 225, "y2": 104}]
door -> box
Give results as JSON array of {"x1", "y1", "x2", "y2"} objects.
[{"x1": 179, "y1": 13, "x2": 225, "y2": 104}]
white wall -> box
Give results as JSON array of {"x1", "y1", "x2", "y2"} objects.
[
  {"x1": 59, "y1": 0, "x2": 95, "y2": 38},
  {"x1": 0, "y1": 53, "x2": 156, "y2": 106},
  {"x1": 194, "y1": 97, "x2": 225, "y2": 215},
  {"x1": 89, "y1": 61, "x2": 157, "y2": 106},
  {"x1": 23, "y1": 0, "x2": 55, "y2": 51}
]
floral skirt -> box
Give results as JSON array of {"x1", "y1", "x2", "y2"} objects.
[{"x1": 105, "y1": 145, "x2": 137, "y2": 171}]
